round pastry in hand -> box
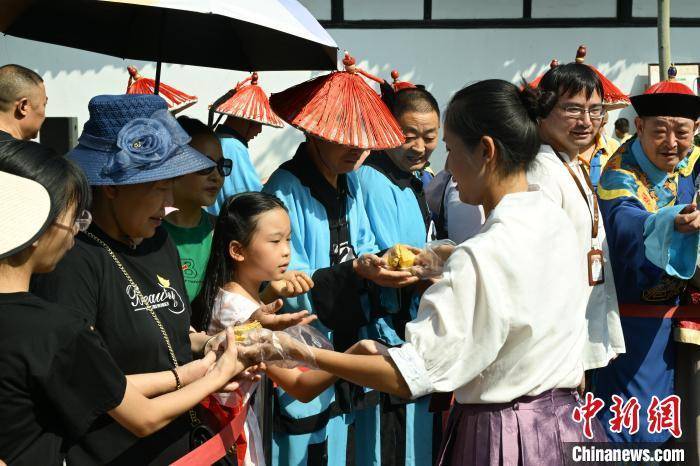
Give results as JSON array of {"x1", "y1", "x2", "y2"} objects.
[{"x1": 386, "y1": 244, "x2": 416, "y2": 270}]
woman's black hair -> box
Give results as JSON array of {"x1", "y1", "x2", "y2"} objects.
[
  {"x1": 537, "y1": 62, "x2": 604, "y2": 118},
  {"x1": 191, "y1": 191, "x2": 288, "y2": 331},
  {"x1": 0, "y1": 140, "x2": 91, "y2": 224},
  {"x1": 444, "y1": 79, "x2": 547, "y2": 176}
]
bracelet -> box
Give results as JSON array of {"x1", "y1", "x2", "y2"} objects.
[{"x1": 170, "y1": 368, "x2": 182, "y2": 390}]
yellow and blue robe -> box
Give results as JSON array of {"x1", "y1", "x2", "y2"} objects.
[
  {"x1": 264, "y1": 143, "x2": 387, "y2": 466},
  {"x1": 207, "y1": 125, "x2": 262, "y2": 215},
  {"x1": 593, "y1": 138, "x2": 700, "y2": 443},
  {"x1": 355, "y1": 152, "x2": 436, "y2": 466}
]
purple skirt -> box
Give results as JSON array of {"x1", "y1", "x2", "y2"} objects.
[{"x1": 437, "y1": 389, "x2": 607, "y2": 466}]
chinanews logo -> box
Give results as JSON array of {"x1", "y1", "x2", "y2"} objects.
[{"x1": 126, "y1": 275, "x2": 186, "y2": 315}]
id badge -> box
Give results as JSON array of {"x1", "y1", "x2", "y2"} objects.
[{"x1": 587, "y1": 248, "x2": 605, "y2": 286}]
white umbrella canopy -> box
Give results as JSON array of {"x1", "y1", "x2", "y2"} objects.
[{"x1": 1, "y1": 0, "x2": 338, "y2": 72}]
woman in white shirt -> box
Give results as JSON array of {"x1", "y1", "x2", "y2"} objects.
[{"x1": 265, "y1": 79, "x2": 607, "y2": 465}]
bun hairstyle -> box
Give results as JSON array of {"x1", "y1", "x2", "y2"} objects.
[
  {"x1": 191, "y1": 191, "x2": 288, "y2": 331},
  {"x1": 444, "y1": 79, "x2": 542, "y2": 176}
]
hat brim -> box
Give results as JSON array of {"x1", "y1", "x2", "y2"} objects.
[
  {"x1": 212, "y1": 110, "x2": 284, "y2": 128},
  {"x1": 0, "y1": 171, "x2": 52, "y2": 259},
  {"x1": 631, "y1": 93, "x2": 700, "y2": 120},
  {"x1": 68, "y1": 144, "x2": 216, "y2": 186}
]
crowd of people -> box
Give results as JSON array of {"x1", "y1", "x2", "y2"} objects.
[{"x1": 0, "y1": 49, "x2": 699, "y2": 466}]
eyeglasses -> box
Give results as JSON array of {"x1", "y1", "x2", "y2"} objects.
[
  {"x1": 53, "y1": 209, "x2": 92, "y2": 234},
  {"x1": 197, "y1": 158, "x2": 232, "y2": 177},
  {"x1": 558, "y1": 105, "x2": 606, "y2": 120}
]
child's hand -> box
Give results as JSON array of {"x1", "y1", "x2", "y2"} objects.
[
  {"x1": 252, "y1": 299, "x2": 317, "y2": 330},
  {"x1": 269, "y1": 271, "x2": 314, "y2": 298}
]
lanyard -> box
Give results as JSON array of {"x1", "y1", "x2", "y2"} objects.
[{"x1": 554, "y1": 151, "x2": 600, "y2": 242}]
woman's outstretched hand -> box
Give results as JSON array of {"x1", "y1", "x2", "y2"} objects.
[{"x1": 210, "y1": 328, "x2": 246, "y2": 388}]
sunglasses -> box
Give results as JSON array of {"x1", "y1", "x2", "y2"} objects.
[{"x1": 197, "y1": 158, "x2": 232, "y2": 177}]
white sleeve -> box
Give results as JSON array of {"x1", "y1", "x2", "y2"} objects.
[{"x1": 389, "y1": 247, "x2": 509, "y2": 398}]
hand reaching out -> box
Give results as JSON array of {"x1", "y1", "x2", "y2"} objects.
[
  {"x1": 252, "y1": 299, "x2": 317, "y2": 330},
  {"x1": 674, "y1": 203, "x2": 700, "y2": 233},
  {"x1": 268, "y1": 271, "x2": 314, "y2": 298}
]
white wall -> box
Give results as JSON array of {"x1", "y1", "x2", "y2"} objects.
[{"x1": 1, "y1": 26, "x2": 699, "y2": 176}]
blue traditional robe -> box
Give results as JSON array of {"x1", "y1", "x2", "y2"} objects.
[
  {"x1": 594, "y1": 138, "x2": 700, "y2": 443},
  {"x1": 263, "y1": 143, "x2": 384, "y2": 466},
  {"x1": 355, "y1": 152, "x2": 436, "y2": 466},
  {"x1": 206, "y1": 125, "x2": 262, "y2": 215}
]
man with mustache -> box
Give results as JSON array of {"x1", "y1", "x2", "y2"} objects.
[{"x1": 594, "y1": 66, "x2": 700, "y2": 447}]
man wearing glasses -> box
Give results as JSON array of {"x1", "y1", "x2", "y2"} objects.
[{"x1": 528, "y1": 62, "x2": 624, "y2": 412}]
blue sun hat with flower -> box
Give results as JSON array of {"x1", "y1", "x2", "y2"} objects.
[{"x1": 68, "y1": 94, "x2": 215, "y2": 185}]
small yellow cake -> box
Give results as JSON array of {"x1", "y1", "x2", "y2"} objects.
[
  {"x1": 386, "y1": 244, "x2": 416, "y2": 270},
  {"x1": 233, "y1": 321, "x2": 262, "y2": 342}
]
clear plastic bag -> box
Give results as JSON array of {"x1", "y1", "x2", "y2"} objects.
[
  {"x1": 410, "y1": 239, "x2": 457, "y2": 278},
  {"x1": 237, "y1": 324, "x2": 333, "y2": 370}
]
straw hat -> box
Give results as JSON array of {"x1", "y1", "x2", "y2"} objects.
[{"x1": 68, "y1": 94, "x2": 214, "y2": 186}]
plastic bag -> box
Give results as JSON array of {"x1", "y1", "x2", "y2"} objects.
[
  {"x1": 410, "y1": 239, "x2": 456, "y2": 278},
  {"x1": 237, "y1": 324, "x2": 333, "y2": 370}
]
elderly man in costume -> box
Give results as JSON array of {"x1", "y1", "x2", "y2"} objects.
[
  {"x1": 207, "y1": 73, "x2": 284, "y2": 214},
  {"x1": 263, "y1": 53, "x2": 420, "y2": 466},
  {"x1": 594, "y1": 66, "x2": 700, "y2": 447}
]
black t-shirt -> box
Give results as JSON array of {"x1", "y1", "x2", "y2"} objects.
[
  {"x1": 0, "y1": 292, "x2": 126, "y2": 466},
  {"x1": 0, "y1": 129, "x2": 14, "y2": 141},
  {"x1": 31, "y1": 224, "x2": 193, "y2": 465}
]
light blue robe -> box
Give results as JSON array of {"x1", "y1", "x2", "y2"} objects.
[
  {"x1": 263, "y1": 143, "x2": 381, "y2": 466},
  {"x1": 355, "y1": 152, "x2": 435, "y2": 466}
]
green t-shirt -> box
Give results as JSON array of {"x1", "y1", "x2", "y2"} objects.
[{"x1": 164, "y1": 210, "x2": 215, "y2": 302}]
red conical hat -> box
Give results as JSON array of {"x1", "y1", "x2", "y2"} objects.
[
  {"x1": 574, "y1": 45, "x2": 630, "y2": 109},
  {"x1": 212, "y1": 73, "x2": 284, "y2": 128},
  {"x1": 631, "y1": 65, "x2": 700, "y2": 120},
  {"x1": 390, "y1": 70, "x2": 416, "y2": 92},
  {"x1": 529, "y1": 46, "x2": 630, "y2": 109},
  {"x1": 528, "y1": 59, "x2": 559, "y2": 88},
  {"x1": 270, "y1": 52, "x2": 405, "y2": 150},
  {"x1": 125, "y1": 66, "x2": 197, "y2": 113}
]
